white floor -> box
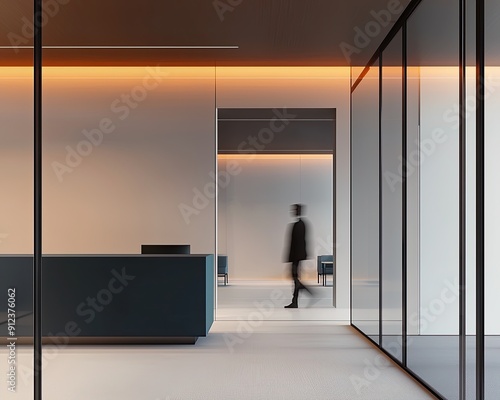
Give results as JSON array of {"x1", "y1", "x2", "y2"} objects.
[
  {"x1": 0, "y1": 281, "x2": 436, "y2": 400},
  {"x1": 217, "y1": 279, "x2": 349, "y2": 321}
]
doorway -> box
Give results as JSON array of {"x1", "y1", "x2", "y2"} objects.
[{"x1": 215, "y1": 108, "x2": 338, "y2": 321}]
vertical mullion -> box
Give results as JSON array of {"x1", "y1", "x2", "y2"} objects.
[
  {"x1": 34, "y1": 0, "x2": 43, "y2": 399},
  {"x1": 459, "y1": 0, "x2": 467, "y2": 399},
  {"x1": 476, "y1": 0, "x2": 485, "y2": 398},
  {"x1": 402, "y1": 21, "x2": 408, "y2": 368},
  {"x1": 379, "y1": 56, "x2": 383, "y2": 347},
  {"x1": 350, "y1": 67, "x2": 353, "y2": 325}
]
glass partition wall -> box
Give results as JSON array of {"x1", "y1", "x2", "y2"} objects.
[
  {"x1": 350, "y1": 0, "x2": 497, "y2": 399},
  {"x1": 351, "y1": 62, "x2": 380, "y2": 343},
  {"x1": 41, "y1": 63, "x2": 217, "y2": 398},
  {"x1": 484, "y1": 1, "x2": 500, "y2": 398},
  {"x1": 407, "y1": 2, "x2": 461, "y2": 399},
  {"x1": 381, "y1": 31, "x2": 404, "y2": 363},
  {"x1": 0, "y1": 3, "x2": 35, "y2": 398},
  {"x1": 39, "y1": 6, "x2": 217, "y2": 399}
]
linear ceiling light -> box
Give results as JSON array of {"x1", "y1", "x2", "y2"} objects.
[{"x1": 0, "y1": 45, "x2": 239, "y2": 49}]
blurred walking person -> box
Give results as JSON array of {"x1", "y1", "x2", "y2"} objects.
[{"x1": 284, "y1": 204, "x2": 313, "y2": 308}]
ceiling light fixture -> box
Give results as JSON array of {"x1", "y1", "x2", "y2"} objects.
[{"x1": 0, "y1": 45, "x2": 239, "y2": 49}]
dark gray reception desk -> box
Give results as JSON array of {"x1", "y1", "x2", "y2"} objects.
[{"x1": 0, "y1": 255, "x2": 214, "y2": 344}]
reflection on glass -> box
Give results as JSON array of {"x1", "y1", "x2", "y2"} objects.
[
  {"x1": 381, "y1": 31, "x2": 403, "y2": 362},
  {"x1": 485, "y1": 1, "x2": 500, "y2": 398},
  {"x1": 466, "y1": 1, "x2": 477, "y2": 396},
  {"x1": 351, "y1": 62, "x2": 380, "y2": 343},
  {"x1": 0, "y1": 7, "x2": 35, "y2": 394},
  {"x1": 406, "y1": 1, "x2": 460, "y2": 399},
  {"x1": 42, "y1": 65, "x2": 217, "y2": 395}
]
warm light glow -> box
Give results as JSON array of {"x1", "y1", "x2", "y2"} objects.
[
  {"x1": 0, "y1": 67, "x2": 215, "y2": 80},
  {"x1": 2, "y1": 66, "x2": 495, "y2": 84},
  {"x1": 218, "y1": 154, "x2": 332, "y2": 160},
  {"x1": 42, "y1": 67, "x2": 215, "y2": 80},
  {"x1": 0, "y1": 67, "x2": 32, "y2": 79},
  {"x1": 216, "y1": 67, "x2": 350, "y2": 80},
  {"x1": 0, "y1": 66, "x2": 349, "y2": 80},
  {"x1": 382, "y1": 66, "x2": 404, "y2": 78},
  {"x1": 420, "y1": 66, "x2": 460, "y2": 80}
]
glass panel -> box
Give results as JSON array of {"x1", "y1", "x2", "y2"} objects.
[
  {"x1": 466, "y1": 1, "x2": 477, "y2": 398},
  {"x1": 42, "y1": 28, "x2": 216, "y2": 399},
  {"x1": 0, "y1": 0, "x2": 34, "y2": 396},
  {"x1": 406, "y1": 1, "x2": 460, "y2": 399},
  {"x1": 484, "y1": 1, "x2": 500, "y2": 398},
  {"x1": 381, "y1": 30, "x2": 403, "y2": 362},
  {"x1": 351, "y1": 62, "x2": 380, "y2": 343}
]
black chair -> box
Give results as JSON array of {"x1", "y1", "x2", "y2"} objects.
[
  {"x1": 317, "y1": 255, "x2": 334, "y2": 286},
  {"x1": 218, "y1": 255, "x2": 228, "y2": 285}
]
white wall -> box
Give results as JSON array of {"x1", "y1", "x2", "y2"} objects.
[
  {"x1": 0, "y1": 68, "x2": 33, "y2": 253},
  {"x1": 218, "y1": 155, "x2": 333, "y2": 281},
  {"x1": 0, "y1": 67, "x2": 217, "y2": 255}
]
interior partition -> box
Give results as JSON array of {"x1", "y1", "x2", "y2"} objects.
[
  {"x1": 0, "y1": 66, "x2": 35, "y2": 397},
  {"x1": 351, "y1": 62, "x2": 380, "y2": 343},
  {"x1": 484, "y1": 0, "x2": 500, "y2": 397},
  {"x1": 381, "y1": 31, "x2": 404, "y2": 363},
  {"x1": 350, "y1": 0, "x2": 498, "y2": 399}
]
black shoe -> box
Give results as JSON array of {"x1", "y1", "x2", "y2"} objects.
[{"x1": 284, "y1": 303, "x2": 298, "y2": 308}]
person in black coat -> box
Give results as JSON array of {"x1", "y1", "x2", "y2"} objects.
[{"x1": 285, "y1": 204, "x2": 313, "y2": 308}]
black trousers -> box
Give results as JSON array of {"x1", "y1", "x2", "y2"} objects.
[{"x1": 291, "y1": 260, "x2": 310, "y2": 304}]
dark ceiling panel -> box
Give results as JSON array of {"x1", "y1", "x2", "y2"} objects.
[
  {"x1": 218, "y1": 108, "x2": 335, "y2": 154},
  {"x1": 0, "y1": 0, "x2": 411, "y2": 66}
]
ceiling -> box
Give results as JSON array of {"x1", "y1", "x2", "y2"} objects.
[{"x1": 0, "y1": 0, "x2": 411, "y2": 66}]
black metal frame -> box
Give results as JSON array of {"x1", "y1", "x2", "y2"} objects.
[
  {"x1": 402, "y1": 21, "x2": 409, "y2": 369},
  {"x1": 476, "y1": 0, "x2": 485, "y2": 398},
  {"x1": 351, "y1": 0, "x2": 424, "y2": 93},
  {"x1": 378, "y1": 54, "x2": 383, "y2": 347},
  {"x1": 34, "y1": 0, "x2": 43, "y2": 399},
  {"x1": 459, "y1": 0, "x2": 467, "y2": 399},
  {"x1": 351, "y1": 324, "x2": 446, "y2": 400},
  {"x1": 349, "y1": 66, "x2": 353, "y2": 326},
  {"x1": 349, "y1": 0, "x2": 487, "y2": 398}
]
